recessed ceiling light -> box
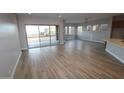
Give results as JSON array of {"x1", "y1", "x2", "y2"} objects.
[
  {"x1": 58, "y1": 15, "x2": 62, "y2": 18},
  {"x1": 57, "y1": 14, "x2": 62, "y2": 18}
]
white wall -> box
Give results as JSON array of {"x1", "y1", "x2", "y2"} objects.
[
  {"x1": 77, "y1": 17, "x2": 112, "y2": 43},
  {"x1": 0, "y1": 13, "x2": 21, "y2": 78},
  {"x1": 17, "y1": 15, "x2": 64, "y2": 49}
]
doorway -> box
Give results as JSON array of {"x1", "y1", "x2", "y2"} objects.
[{"x1": 25, "y1": 25, "x2": 59, "y2": 48}]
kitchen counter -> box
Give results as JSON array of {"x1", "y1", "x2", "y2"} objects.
[
  {"x1": 107, "y1": 39, "x2": 124, "y2": 48},
  {"x1": 106, "y1": 39, "x2": 124, "y2": 64}
]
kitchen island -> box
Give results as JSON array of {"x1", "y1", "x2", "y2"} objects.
[{"x1": 106, "y1": 39, "x2": 124, "y2": 64}]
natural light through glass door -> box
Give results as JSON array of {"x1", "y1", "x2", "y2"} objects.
[
  {"x1": 26, "y1": 25, "x2": 59, "y2": 48},
  {"x1": 50, "y1": 26, "x2": 59, "y2": 45},
  {"x1": 26, "y1": 25, "x2": 40, "y2": 48},
  {"x1": 39, "y1": 26, "x2": 50, "y2": 47}
]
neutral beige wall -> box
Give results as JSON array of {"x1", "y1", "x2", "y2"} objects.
[
  {"x1": 17, "y1": 15, "x2": 64, "y2": 49},
  {"x1": 0, "y1": 13, "x2": 21, "y2": 78}
]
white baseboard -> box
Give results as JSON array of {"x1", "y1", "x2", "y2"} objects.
[
  {"x1": 10, "y1": 51, "x2": 22, "y2": 79},
  {"x1": 78, "y1": 39, "x2": 104, "y2": 44},
  {"x1": 106, "y1": 49, "x2": 124, "y2": 64}
]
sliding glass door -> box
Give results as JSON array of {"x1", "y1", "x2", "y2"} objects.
[
  {"x1": 26, "y1": 25, "x2": 59, "y2": 48},
  {"x1": 39, "y1": 26, "x2": 50, "y2": 47},
  {"x1": 50, "y1": 26, "x2": 59, "y2": 45},
  {"x1": 26, "y1": 25, "x2": 40, "y2": 48}
]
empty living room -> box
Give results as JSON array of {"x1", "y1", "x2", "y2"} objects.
[
  {"x1": 0, "y1": 13, "x2": 124, "y2": 79},
  {"x1": 1, "y1": 0, "x2": 124, "y2": 93}
]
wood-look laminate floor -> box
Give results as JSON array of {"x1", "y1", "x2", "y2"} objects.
[{"x1": 14, "y1": 40, "x2": 124, "y2": 79}]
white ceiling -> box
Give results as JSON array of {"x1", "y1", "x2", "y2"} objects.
[{"x1": 17, "y1": 13, "x2": 120, "y2": 23}]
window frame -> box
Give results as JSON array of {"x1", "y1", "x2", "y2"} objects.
[
  {"x1": 100, "y1": 24, "x2": 108, "y2": 31},
  {"x1": 92, "y1": 24, "x2": 99, "y2": 31}
]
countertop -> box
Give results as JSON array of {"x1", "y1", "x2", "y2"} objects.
[{"x1": 107, "y1": 39, "x2": 124, "y2": 48}]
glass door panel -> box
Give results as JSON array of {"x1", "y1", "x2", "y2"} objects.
[
  {"x1": 39, "y1": 26, "x2": 50, "y2": 47},
  {"x1": 26, "y1": 25, "x2": 40, "y2": 48},
  {"x1": 26, "y1": 25, "x2": 60, "y2": 48},
  {"x1": 50, "y1": 26, "x2": 59, "y2": 45}
]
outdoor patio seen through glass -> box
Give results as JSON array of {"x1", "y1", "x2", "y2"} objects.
[{"x1": 26, "y1": 25, "x2": 59, "y2": 48}]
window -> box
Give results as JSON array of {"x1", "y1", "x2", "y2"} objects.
[
  {"x1": 93, "y1": 25, "x2": 99, "y2": 31},
  {"x1": 71, "y1": 27, "x2": 75, "y2": 35},
  {"x1": 87, "y1": 25, "x2": 92, "y2": 31},
  {"x1": 77, "y1": 26, "x2": 83, "y2": 33},
  {"x1": 69, "y1": 26, "x2": 72, "y2": 35},
  {"x1": 65, "y1": 26, "x2": 75, "y2": 35},
  {"x1": 64, "y1": 26, "x2": 76, "y2": 40},
  {"x1": 100, "y1": 24, "x2": 108, "y2": 31},
  {"x1": 65, "y1": 26, "x2": 68, "y2": 35}
]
